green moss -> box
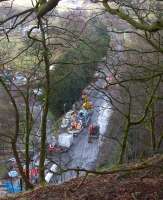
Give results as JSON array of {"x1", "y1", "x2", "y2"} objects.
[
  {"x1": 0, "y1": 163, "x2": 7, "y2": 177},
  {"x1": 97, "y1": 162, "x2": 121, "y2": 172}
]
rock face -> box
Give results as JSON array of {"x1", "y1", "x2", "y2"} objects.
[
  {"x1": 94, "y1": 11, "x2": 163, "y2": 167},
  {"x1": 96, "y1": 110, "x2": 124, "y2": 167}
]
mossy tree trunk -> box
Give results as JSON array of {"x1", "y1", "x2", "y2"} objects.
[
  {"x1": 24, "y1": 78, "x2": 33, "y2": 183},
  {"x1": 118, "y1": 119, "x2": 130, "y2": 164},
  {"x1": 39, "y1": 18, "x2": 50, "y2": 184}
]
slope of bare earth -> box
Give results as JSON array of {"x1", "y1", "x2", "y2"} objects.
[{"x1": 2, "y1": 154, "x2": 163, "y2": 200}]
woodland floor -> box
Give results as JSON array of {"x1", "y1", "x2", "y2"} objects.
[{"x1": 2, "y1": 155, "x2": 163, "y2": 200}]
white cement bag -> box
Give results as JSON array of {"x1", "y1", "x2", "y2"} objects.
[
  {"x1": 58, "y1": 133, "x2": 73, "y2": 148},
  {"x1": 50, "y1": 164, "x2": 57, "y2": 173},
  {"x1": 45, "y1": 172, "x2": 53, "y2": 183}
]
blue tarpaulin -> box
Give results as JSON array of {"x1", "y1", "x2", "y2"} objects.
[{"x1": 3, "y1": 180, "x2": 21, "y2": 193}]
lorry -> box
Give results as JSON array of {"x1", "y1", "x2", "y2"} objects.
[{"x1": 48, "y1": 133, "x2": 73, "y2": 153}]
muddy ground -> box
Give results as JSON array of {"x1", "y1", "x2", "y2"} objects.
[{"x1": 3, "y1": 155, "x2": 163, "y2": 200}]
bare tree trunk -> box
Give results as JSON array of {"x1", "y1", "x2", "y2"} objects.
[
  {"x1": 39, "y1": 18, "x2": 50, "y2": 184},
  {"x1": 119, "y1": 120, "x2": 130, "y2": 164},
  {"x1": 25, "y1": 79, "x2": 31, "y2": 182},
  {"x1": 12, "y1": 143, "x2": 33, "y2": 190},
  {"x1": 150, "y1": 103, "x2": 156, "y2": 152},
  {"x1": 157, "y1": 134, "x2": 163, "y2": 150}
]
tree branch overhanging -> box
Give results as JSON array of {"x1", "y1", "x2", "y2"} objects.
[
  {"x1": 37, "y1": 0, "x2": 61, "y2": 18},
  {"x1": 102, "y1": 0, "x2": 163, "y2": 32}
]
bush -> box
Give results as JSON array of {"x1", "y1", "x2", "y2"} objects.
[{"x1": 49, "y1": 23, "x2": 109, "y2": 118}]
